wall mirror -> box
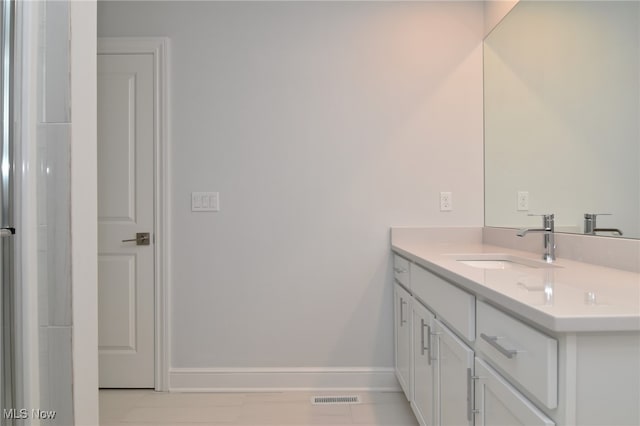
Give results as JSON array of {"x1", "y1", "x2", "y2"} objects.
[{"x1": 484, "y1": 0, "x2": 639, "y2": 239}]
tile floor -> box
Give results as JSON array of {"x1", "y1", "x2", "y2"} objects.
[{"x1": 99, "y1": 390, "x2": 419, "y2": 426}]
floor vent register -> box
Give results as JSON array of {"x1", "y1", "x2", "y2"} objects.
[{"x1": 311, "y1": 395, "x2": 361, "y2": 405}]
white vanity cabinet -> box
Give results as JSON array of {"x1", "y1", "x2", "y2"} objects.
[
  {"x1": 391, "y1": 229, "x2": 640, "y2": 426},
  {"x1": 412, "y1": 301, "x2": 436, "y2": 426},
  {"x1": 394, "y1": 281, "x2": 412, "y2": 399},
  {"x1": 395, "y1": 258, "x2": 555, "y2": 426}
]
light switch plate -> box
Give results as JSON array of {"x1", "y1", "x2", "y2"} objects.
[{"x1": 192, "y1": 192, "x2": 220, "y2": 212}]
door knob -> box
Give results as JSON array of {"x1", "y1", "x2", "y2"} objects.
[{"x1": 122, "y1": 232, "x2": 150, "y2": 246}]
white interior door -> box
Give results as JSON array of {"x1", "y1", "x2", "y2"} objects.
[{"x1": 97, "y1": 53, "x2": 155, "y2": 388}]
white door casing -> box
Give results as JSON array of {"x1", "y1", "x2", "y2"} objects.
[{"x1": 97, "y1": 37, "x2": 170, "y2": 391}]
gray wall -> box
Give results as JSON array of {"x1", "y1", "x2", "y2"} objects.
[{"x1": 98, "y1": 1, "x2": 484, "y2": 372}]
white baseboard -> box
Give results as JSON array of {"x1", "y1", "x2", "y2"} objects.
[{"x1": 169, "y1": 367, "x2": 400, "y2": 392}]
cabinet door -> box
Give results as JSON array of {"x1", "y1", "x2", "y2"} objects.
[
  {"x1": 434, "y1": 319, "x2": 474, "y2": 426},
  {"x1": 413, "y1": 302, "x2": 436, "y2": 426},
  {"x1": 394, "y1": 283, "x2": 412, "y2": 399},
  {"x1": 474, "y1": 357, "x2": 554, "y2": 426}
]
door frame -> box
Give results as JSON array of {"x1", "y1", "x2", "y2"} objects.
[{"x1": 97, "y1": 37, "x2": 170, "y2": 391}]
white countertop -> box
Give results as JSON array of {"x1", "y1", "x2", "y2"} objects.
[{"x1": 391, "y1": 228, "x2": 640, "y2": 333}]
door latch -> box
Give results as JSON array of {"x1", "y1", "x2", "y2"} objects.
[
  {"x1": 122, "y1": 232, "x2": 150, "y2": 246},
  {"x1": 0, "y1": 227, "x2": 15, "y2": 237}
]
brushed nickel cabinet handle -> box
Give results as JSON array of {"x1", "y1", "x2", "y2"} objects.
[
  {"x1": 420, "y1": 319, "x2": 431, "y2": 361},
  {"x1": 480, "y1": 333, "x2": 517, "y2": 359},
  {"x1": 420, "y1": 319, "x2": 425, "y2": 356},
  {"x1": 426, "y1": 324, "x2": 432, "y2": 365},
  {"x1": 400, "y1": 298, "x2": 407, "y2": 326},
  {"x1": 467, "y1": 368, "x2": 480, "y2": 421}
]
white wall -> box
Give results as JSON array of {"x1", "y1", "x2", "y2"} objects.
[{"x1": 98, "y1": 1, "x2": 484, "y2": 387}]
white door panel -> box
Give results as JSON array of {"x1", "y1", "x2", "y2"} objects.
[
  {"x1": 98, "y1": 53, "x2": 154, "y2": 388},
  {"x1": 413, "y1": 302, "x2": 436, "y2": 426},
  {"x1": 98, "y1": 255, "x2": 136, "y2": 351},
  {"x1": 395, "y1": 283, "x2": 412, "y2": 399},
  {"x1": 474, "y1": 357, "x2": 554, "y2": 426},
  {"x1": 435, "y1": 319, "x2": 474, "y2": 426}
]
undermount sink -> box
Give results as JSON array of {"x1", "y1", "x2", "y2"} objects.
[
  {"x1": 458, "y1": 259, "x2": 532, "y2": 270},
  {"x1": 449, "y1": 254, "x2": 559, "y2": 270}
]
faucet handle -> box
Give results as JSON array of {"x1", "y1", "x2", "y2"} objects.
[
  {"x1": 584, "y1": 213, "x2": 611, "y2": 219},
  {"x1": 527, "y1": 213, "x2": 555, "y2": 230},
  {"x1": 528, "y1": 213, "x2": 555, "y2": 222},
  {"x1": 527, "y1": 213, "x2": 554, "y2": 218},
  {"x1": 584, "y1": 213, "x2": 614, "y2": 235}
]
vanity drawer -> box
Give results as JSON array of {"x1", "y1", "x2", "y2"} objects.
[
  {"x1": 393, "y1": 254, "x2": 410, "y2": 290},
  {"x1": 476, "y1": 300, "x2": 558, "y2": 409},
  {"x1": 410, "y1": 263, "x2": 475, "y2": 341}
]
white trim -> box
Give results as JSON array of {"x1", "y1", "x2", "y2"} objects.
[
  {"x1": 97, "y1": 37, "x2": 171, "y2": 391},
  {"x1": 71, "y1": 1, "x2": 99, "y2": 424},
  {"x1": 169, "y1": 367, "x2": 400, "y2": 392},
  {"x1": 563, "y1": 334, "x2": 578, "y2": 426}
]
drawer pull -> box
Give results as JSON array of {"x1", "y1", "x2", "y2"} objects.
[
  {"x1": 394, "y1": 267, "x2": 407, "y2": 274},
  {"x1": 481, "y1": 333, "x2": 518, "y2": 359},
  {"x1": 426, "y1": 324, "x2": 432, "y2": 365},
  {"x1": 420, "y1": 319, "x2": 425, "y2": 355},
  {"x1": 420, "y1": 319, "x2": 431, "y2": 365},
  {"x1": 467, "y1": 368, "x2": 480, "y2": 421}
]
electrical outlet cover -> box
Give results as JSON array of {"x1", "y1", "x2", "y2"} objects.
[
  {"x1": 440, "y1": 192, "x2": 452, "y2": 211},
  {"x1": 517, "y1": 191, "x2": 529, "y2": 211}
]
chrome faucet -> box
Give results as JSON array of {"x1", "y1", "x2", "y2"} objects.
[
  {"x1": 517, "y1": 213, "x2": 556, "y2": 263},
  {"x1": 584, "y1": 213, "x2": 623, "y2": 236}
]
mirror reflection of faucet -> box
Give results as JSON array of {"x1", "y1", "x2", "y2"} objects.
[
  {"x1": 543, "y1": 269, "x2": 554, "y2": 305},
  {"x1": 544, "y1": 283, "x2": 554, "y2": 306},
  {"x1": 517, "y1": 213, "x2": 556, "y2": 263},
  {"x1": 584, "y1": 213, "x2": 623, "y2": 236}
]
